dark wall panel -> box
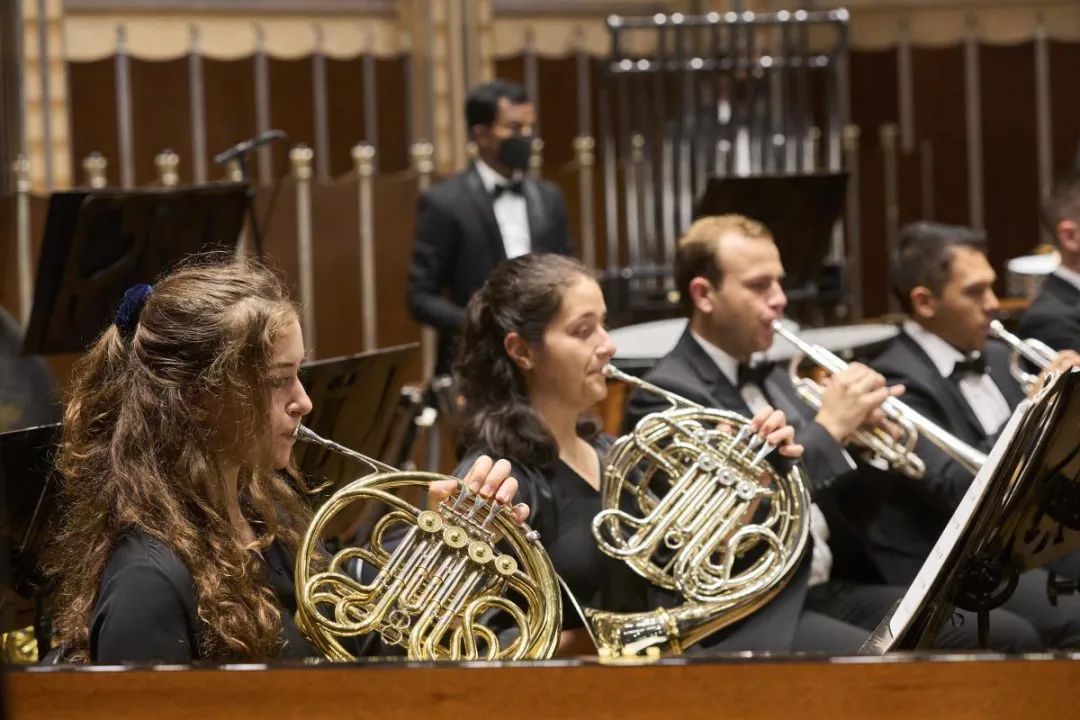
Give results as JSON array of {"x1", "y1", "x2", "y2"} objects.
[
  {"x1": 202, "y1": 58, "x2": 258, "y2": 182},
  {"x1": 326, "y1": 56, "x2": 366, "y2": 178},
  {"x1": 67, "y1": 59, "x2": 119, "y2": 186},
  {"x1": 911, "y1": 46, "x2": 969, "y2": 229},
  {"x1": 1049, "y1": 41, "x2": 1080, "y2": 182},
  {"x1": 375, "y1": 57, "x2": 409, "y2": 174},
  {"x1": 267, "y1": 57, "x2": 317, "y2": 181},
  {"x1": 849, "y1": 48, "x2": 898, "y2": 318},
  {"x1": 980, "y1": 42, "x2": 1039, "y2": 274},
  {"x1": 129, "y1": 58, "x2": 194, "y2": 186}
]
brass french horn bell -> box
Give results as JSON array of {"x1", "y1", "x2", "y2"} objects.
[
  {"x1": 587, "y1": 364, "x2": 811, "y2": 658},
  {"x1": 291, "y1": 424, "x2": 562, "y2": 661}
]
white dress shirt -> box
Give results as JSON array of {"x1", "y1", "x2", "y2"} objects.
[
  {"x1": 691, "y1": 331, "x2": 833, "y2": 587},
  {"x1": 902, "y1": 320, "x2": 1013, "y2": 436},
  {"x1": 474, "y1": 159, "x2": 531, "y2": 259}
]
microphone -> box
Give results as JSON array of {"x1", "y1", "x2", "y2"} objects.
[{"x1": 213, "y1": 129, "x2": 287, "y2": 166}]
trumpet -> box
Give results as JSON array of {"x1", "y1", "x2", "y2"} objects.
[
  {"x1": 588, "y1": 364, "x2": 810, "y2": 658},
  {"x1": 988, "y1": 319, "x2": 1056, "y2": 394},
  {"x1": 772, "y1": 321, "x2": 988, "y2": 477},
  {"x1": 291, "y1": 424, "x2": 562, "y2": 661}
]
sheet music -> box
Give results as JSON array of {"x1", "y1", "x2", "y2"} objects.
[{"x1": 887, "y1": 400, "x2": 1030, "y2": 638}]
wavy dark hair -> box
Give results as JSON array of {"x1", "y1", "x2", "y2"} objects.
[
  {"x1": 46, "y1": 256, "x2": 314, "y2": 661},
  {"x1": 889, "y1": 222, "x2": 987, "y2": 314},
  {"x1": 454, "y1": 253, "x2": 597, "y2": 468}
]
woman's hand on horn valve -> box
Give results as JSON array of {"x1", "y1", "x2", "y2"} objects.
[
  {"x1": 427, "y1": 455, "x2": 531, "y2": 525},
  {"x1": 749, "y1": 406, "x2": 804, "y2": 459}
]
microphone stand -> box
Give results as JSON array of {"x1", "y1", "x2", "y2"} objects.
[
  {"x1": 216, "y1": 130, "x2": 287, "y2": 259},
  {"x1": 233, "y1": 152, "x2": 265, "y2": 259}
]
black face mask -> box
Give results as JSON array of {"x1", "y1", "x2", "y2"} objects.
[{"x1": 496, "y1": 134, "x2": 533, "y2": 173}]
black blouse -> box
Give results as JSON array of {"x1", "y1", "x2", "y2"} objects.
[
  {"x1": 89, "y1": 530, "x2": 317, "y2": 663},
  {"x1": 455, "y1": 434, "x2": 650, "y2": 630}
]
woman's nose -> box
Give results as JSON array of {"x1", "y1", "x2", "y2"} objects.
[
  {"x1": 291, "y1": 384, "x2": 313, "y2": 417},
  {"x1": 598, "y1": 329, "x2": 616, "y2": 359}
]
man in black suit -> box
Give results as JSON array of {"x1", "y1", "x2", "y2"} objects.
[
  {"x1": 407, "y1": 80, "x2": 572, "y2": 375},
  {"x1": 1019, "y1": 171, "x2": 1080, "y2": 351},
  {"x1": 623, "y1": 215, "x2": 1039, "y2": 651},
  {"x1": 870, "y1": 221, "x2": 1080, "y2": 648}
]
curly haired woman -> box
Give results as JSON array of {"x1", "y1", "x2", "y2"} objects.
[{"x1": 47, "y1": 257, "x2": 524, "y2": 663}]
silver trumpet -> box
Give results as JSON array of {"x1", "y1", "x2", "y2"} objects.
[
  {"x1": 772, "y1": 321, "x2": 988, "y2": 477},
  {"x1": 988, "y1": 319, "x2": 1057, "y2": 394}
]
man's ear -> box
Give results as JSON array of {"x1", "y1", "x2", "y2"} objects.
[
  {"x1": 472, "y1": 123, "x2": 492, "y2": 149},
  {"x1": 910, "y1": 285, "x2": 937, "y2": 321},
  {"x1": 503, "y1": 331, "x2": 533, "y2": 371},
  {"x1": 687, "y1": 277, "x2": 716, "y2": 315}
]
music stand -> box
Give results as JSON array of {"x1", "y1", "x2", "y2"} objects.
[
  {"x1": 295, "y1": 343, "x2": 420, "y2": 490},
  {"x1": 862, "y1": 369, "x2": 1080, "y2": 652},
  {"x1": 23, "y1": 183, "x2": 248, "y2": 355},
  {"x1": 694, "y1": 172, "x2": 848, "y2": 302},
  {"x1": 0, "y1": 423, "x2": 62, "y2": 659}
]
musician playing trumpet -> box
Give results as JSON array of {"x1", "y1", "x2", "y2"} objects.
[
  {"x1": 871, "y1": 221, "x2": 1080, "y2": 648},
  {"x1": 625, "y1": 214, "x2": 1042, "y2": 651}
]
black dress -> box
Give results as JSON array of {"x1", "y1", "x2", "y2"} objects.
[
  {"x1": 455, "y1": 434, "x2": 651, "y2": 631},
  {"x1": 89, "y1": 530, "x2": 317, "y2": 663}
]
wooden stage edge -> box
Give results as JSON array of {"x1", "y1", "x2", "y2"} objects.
[{"x1": 5, "y1": 653, "x2": 1078, "y2": 720}]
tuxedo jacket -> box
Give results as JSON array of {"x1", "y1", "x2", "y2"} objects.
[
  {"x1": 1018, "y1": 273, "x2": 1080, "y2": 352},
  {"x1": 406, "y1": 164, "x2": 572, "y2": 374},
  {"x1": 620, "y1": 329, "x2": 888, "y2": 650},
  {"x1": 866, "y1": 332, "x2": 1026, "y2": 584}
]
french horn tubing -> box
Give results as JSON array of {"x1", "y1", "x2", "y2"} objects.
[{"x1": 292, "y1": 424, "x2": 562, "y2": 661}]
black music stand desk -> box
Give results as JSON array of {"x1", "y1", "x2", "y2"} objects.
[
  {"x1": 295, "y1": 343, "x2": 419, "y2": 491},
  {"x1": 863, "y1": 369, "x2": 1080, "y2": 652},
  {"x1": 23, "y1": 183, "x2": 247, "y2": 355}
]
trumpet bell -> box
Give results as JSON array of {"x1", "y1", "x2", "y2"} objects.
[{"x1": 989, "y1": 319, "x2": 1057, "y2": 394}]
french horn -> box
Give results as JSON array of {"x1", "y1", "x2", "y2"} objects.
[
  {"x1": 291, "y1": 425, "x2": 562, "y2": 661},
  {"x1": 588, "y1": 364, "x2": 811, "y2": 658}
]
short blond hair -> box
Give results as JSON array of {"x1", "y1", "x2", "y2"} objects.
[{"x1": 674, "y1": 214, "x2": 774, "y2": 313}]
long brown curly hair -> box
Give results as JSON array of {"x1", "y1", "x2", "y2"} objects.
[{"x1": 46, "y1": 257, "x2": 314, "y2": 661}]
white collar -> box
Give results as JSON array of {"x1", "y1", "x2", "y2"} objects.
[
  {"x1": 902, "y1": 320, "x2": 968, "y2": 379},
  {"x1": 690, "y1": 330, "x2": 740, "y2": 387},
  {"x1": 474, "y1": 159, "x2": 521, "y2": 195},
  {"x1": 1052, "y1": 264, "x2": 1080, "y2": 294}
]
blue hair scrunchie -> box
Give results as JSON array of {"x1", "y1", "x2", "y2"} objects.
[{"x1": 114, "y1": 283, "x2": 153, "y2": 338}]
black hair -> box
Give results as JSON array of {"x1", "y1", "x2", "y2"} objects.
[{"x1": 889, "y1": 221, "x2": 988, "y2": 313}]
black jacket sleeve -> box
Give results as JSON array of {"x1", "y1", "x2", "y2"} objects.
[
  {"x1": 551, "y1": 188, "x2": 573, "y2": 257},
  {"x1": 1019, "y1": 308, "x2": 1080, "y2": 353},
  {"x1": 407, "y1": 191, "x2": 468, "y2": 332},
  {"x1": 876, "y1": 375, "x2": 980, "y2": 511},
  {"x1": 789, "y1": 417, "x2": 857, "y2": 496}
]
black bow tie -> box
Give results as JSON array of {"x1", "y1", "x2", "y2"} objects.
[
  {"x1": 950, "y1": 352, "x2": 988, "y2": 379},
  {"x1": 491, "y1": 180, "x2": 524, "y2": 199},
  {"x1": 737, "y1": 362, "x2": 771, "y2": 389}
]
